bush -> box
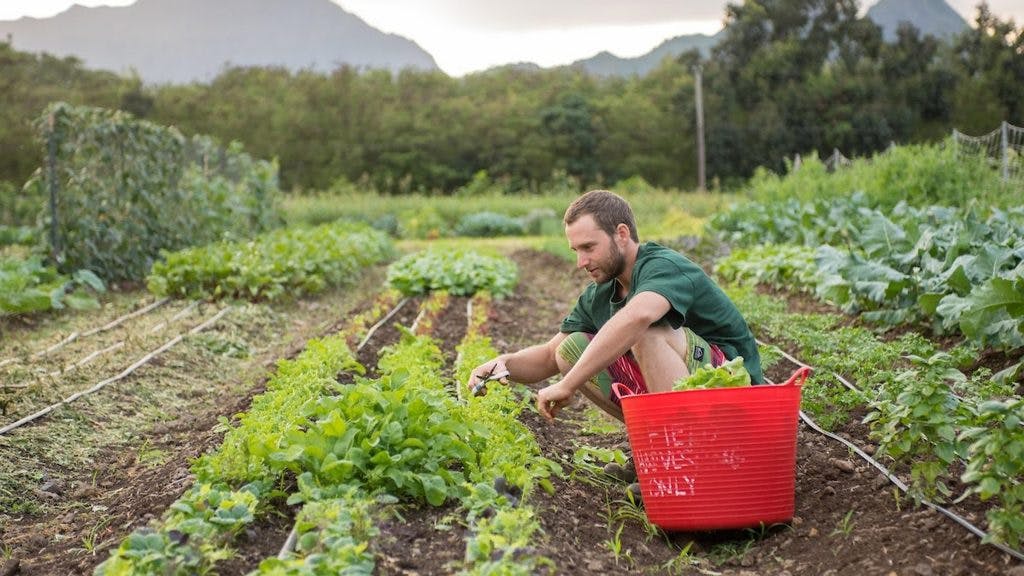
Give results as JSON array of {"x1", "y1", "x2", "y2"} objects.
[
  {"x1": 0, "y1": 225, "x2": 36, "y2": 247},
  {"x1": 30, "y1": 102, "x2": 280, "y2": 282},
  {"x1": 455, "y1": 212, "x2": 525, "y2": 237},
  {"x1": 743, "y1": 140, "x2": 1013, "y2": 209},
  {"x1": 0, "y1": 180, "x2": 45, "y2": 227},
  {"x1": 517, "y1": 208, "x2": 561, "y2": 236},
  {"x1": 399, "y1": 206, "x2": 446, "y2": 239}
]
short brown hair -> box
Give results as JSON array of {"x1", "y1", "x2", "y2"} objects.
[{"x1": 563, "y1": 189, "x2": 638, "y2": 242}]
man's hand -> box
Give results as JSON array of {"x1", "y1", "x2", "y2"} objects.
[
  {"x1": 536, "y1": 380, "x2": 576, "y2": 421},
  {"x1": 467, "y1": 359, "x2": 509, "y2": 396}
]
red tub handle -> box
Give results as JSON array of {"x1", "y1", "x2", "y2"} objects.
[
  {"x1": 782, "y1": 366, "x2": 812, "y2": 387},
  {"x1": 611, "y1": 382, "x2": 634, "y2": 401}
]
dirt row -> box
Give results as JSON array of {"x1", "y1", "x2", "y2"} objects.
[{"x1": 0, "y1": 271, "x2": 387, "y2": 575}]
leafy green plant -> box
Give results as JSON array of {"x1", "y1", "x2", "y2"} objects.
[
  {"x1": 715, "y1": 244, "x2": 818, "y2": 292},
  {"x1": 148, "y1": 222, "x2": 393, "y2": 301},
  {"x1": 100, "y1": 286, "x2": 561, "y2": 574},
  {"x1": 960, "y1": 398, "x2": 1024, "y2": 547},
  {"x1": 1, "y1": 255, "x2": 105, "y2": 316},
  {"x1": 673, "y1": 357, "x2": 751, "y2": 390},
  {"x1": 713, "y1": 191, "x2": 1024, "y2": 350},
  {"x1": 864, "y1": 352, "x2": 970, "y2": 501},
  {"x1": 256, "y1": 492, "x2": 378, "y2": 575},
  {"x1": 386, "y1": 248, "x2": 518, "y2": 297}
]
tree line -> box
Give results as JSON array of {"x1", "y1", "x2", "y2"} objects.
[{"x1": 0, "y1": 1, "x2": 1020, "y2": 196}]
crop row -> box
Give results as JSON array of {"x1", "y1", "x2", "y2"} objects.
[
  {"x1": 729, "y1": 286, "x2": 1024, "y2": 548},
  {"x1": 97, "y1": 281, "x2": 559, "y2": 573},
  {"x1": 713, "y1": 193, "x2": 1024, "y2": 381},
  {"x1": 147, "y1": 222, "x2": 394, "y2": 301},
  {"x1": 386, "y1": 248, "x2": 519, "y2": 298}
]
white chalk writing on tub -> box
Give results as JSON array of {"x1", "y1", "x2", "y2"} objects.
[
  {"x1": 636, "y1": 426, "x2": 697, "y2": 474},
  {"x1": 650, "y1": 475, "x2": 696, "y2": 497},
  {"x1": 722, "y1": 449, "x2": 745, "y2": 470},
  {"x1": 638, "y1": 449, "x2": 695, "y2": 472}
]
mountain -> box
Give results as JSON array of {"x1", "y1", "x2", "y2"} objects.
[
  {"x1": 0, "y1": 0, "x2": 439, "y2": 84},
  {"x1": 570, "y1": 0, "x2": 968, "y2": 78},
  {"x1": 570, "y1": 33, "x2": 719, "y2": 77},
  {"x1": 866, "y1": 0, "x2": 968, "y2": 42}
]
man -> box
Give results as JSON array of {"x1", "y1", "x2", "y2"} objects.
[{"x1": 466, "y1": 189, "x2": 763, "y2": 424}]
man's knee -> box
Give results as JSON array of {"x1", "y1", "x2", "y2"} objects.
[
  {"x1": 632, "y1": 323, "x2": 688, "y2": 360},
  {"x1": 556, "y1": 331, "x2": 590, "y2": 373}
]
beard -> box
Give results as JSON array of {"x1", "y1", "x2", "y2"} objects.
[{"x1": 591, "y1": 242, "x2": 626, "y2": 284}]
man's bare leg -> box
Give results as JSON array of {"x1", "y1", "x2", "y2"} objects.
[
  {"x1": 630, "y1": 324, "x2": 691, "y2": 393},
  {"x1": 554, "y1": 350, "x2": 624, "y2": 422}
]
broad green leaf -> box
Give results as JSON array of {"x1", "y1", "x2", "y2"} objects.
[{"x1": 419, "y1": 474, "x2": 447, "y2": 506}]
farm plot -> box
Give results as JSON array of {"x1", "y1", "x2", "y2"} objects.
[{"x1": 2, "y1": 248, "x2": 1021, "y2": 575}]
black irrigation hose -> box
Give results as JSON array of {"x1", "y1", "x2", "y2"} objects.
[
  {"x1": 762, "y1": 354, "x2": 1024, "y2": 563},
  {"x1": 278, "y1": 296, "x2": 409, "y2": 560},
  {"x1": 796, "y1": 409, "x2": 1024, "y2": 562}
]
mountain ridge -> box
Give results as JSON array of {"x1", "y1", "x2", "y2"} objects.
[
  {"x1": 866, "y1": 0, "x2": 968, "y2": 41},
  {"x1": 0, "y1": 0, "x2": 974, "y2": 83},
  {"x1": 0, "y1": 0, "x2": 438, "y2": 84}
]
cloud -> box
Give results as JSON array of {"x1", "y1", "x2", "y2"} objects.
[{"x1": 417, "y1": 0, "x2": 727, "y2": 31}]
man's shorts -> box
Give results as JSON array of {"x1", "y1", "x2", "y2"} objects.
[{"x1": 557, "y1": 328, "x2": 726, "y2": 405}]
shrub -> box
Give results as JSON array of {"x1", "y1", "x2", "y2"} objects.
[{"x1": 455, "y1": 212, "x2": 525, "y2": 237}]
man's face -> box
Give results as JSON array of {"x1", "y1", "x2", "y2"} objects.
[{"x1": 565, "y1": 214, "x2": 625, "y2": 284}]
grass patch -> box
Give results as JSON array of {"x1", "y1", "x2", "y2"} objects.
[{"x1": 280, "y1": 189, "x2": 737, "y2": 242}]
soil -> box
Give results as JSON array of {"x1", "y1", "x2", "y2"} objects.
[{"x1": 1, "y1": 248, "x2": 1021, "y2": 575}]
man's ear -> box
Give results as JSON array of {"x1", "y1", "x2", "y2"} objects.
[{"x1": 615, "y1": 223, "x2": 631, "y2": 243}]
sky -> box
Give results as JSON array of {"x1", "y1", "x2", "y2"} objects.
[{"x1": 1, "y1": 1, "x2": 1021, "y2": 76}]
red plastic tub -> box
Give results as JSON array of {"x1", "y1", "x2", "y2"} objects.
[{"x1": 612, "y1": 367, "x2": 809, "y2": 531}]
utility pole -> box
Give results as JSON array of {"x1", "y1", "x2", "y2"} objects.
[{"x1": 693, "y1": 65, "x2": 706, "y2": 192}]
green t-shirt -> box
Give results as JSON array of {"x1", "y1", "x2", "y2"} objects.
[{"x1": 560, "y1": 241, "x2": 764, "y2": 384}]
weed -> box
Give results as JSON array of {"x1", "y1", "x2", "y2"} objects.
[
  {"x1": 707, "y1": 537, "x2": 755, "y2": 566},
  {"x1": 831, "y1": 509, "x2": 856, "y2": 537},
  {"x1": 603, "y1": 523, "x2": 634, "y2": 567},
  {"x1": 569, "y1": 406, "x2": 622, "y2": 436},
  {"x1": 660, "y1": 541, "x2": 703, "y2": 575},
  {"x1": 81, "y1": 516, "x2": 112, "y2": 555},
  {"x1": 611, "y1": 496, "x2": 660, "y2": 541},
  {"x1": 136, "y1": 438, "x2": 169, "y2": 469}
]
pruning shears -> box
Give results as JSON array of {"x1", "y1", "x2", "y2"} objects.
[{"x1": 471, "y1": 365, "x2": 510, "y2": 397}]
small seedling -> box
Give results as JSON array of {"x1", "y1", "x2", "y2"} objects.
[
  {"x1": 603, "y1": 523, "x2": 634, "y2": 567},
  {"x1": 81, "y1": 517, "x2": 112, "y2": 555},
  {"x1": 831, "y1": 509, "x2": 856, "y2": 537},
  {"x1": 660, "y1": 541, "x2": 699, "y2": 575}
]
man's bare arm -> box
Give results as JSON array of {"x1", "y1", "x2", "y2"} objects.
[
  {"x1": 536, "y1": 291, "x2": 670, "y2": 419},
  {"x1": 466, "y1": 332, "x2": 568, "y2": 391}
]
